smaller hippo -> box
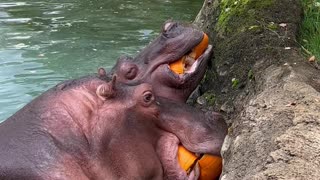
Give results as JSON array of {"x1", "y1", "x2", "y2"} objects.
[{"x1": 0, "y1": 69, "x2": 227, "y2": 180}]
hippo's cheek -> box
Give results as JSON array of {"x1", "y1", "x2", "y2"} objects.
[{"x1": 139, "y1": 100, "x2": 160, "y2": 119}]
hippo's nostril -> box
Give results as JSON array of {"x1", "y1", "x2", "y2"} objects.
[
  {"x1": 162, "y1": 21, "x2": 176, "y2": 34},
  {"x1": 164, "y1": 22, "x2": 172, "y2": 31}
]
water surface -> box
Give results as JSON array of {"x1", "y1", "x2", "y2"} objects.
[{"x1": 0, "y1": 0, "x2": 202, "y2": 121}]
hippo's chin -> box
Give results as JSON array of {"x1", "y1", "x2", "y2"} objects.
[{"x1": 165, "y1": 45, "x2": 212, "y2": 84}]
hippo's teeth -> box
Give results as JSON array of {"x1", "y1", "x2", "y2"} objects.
[
  {"x1": 184, "y1": 55, "x2": 196, "y2": 72},
  {"x1": 169, "y1": 48, "x2": 200, "y2": 74},
  {"x1": 185, "y1": 60, "x2": 199, "y2": 73},
  {"x1": 185, "y1": 55, "x2": 196, "y2": 66},
  {"x1": 188, "y1": 51, "x2": 197, "y2": 59}
]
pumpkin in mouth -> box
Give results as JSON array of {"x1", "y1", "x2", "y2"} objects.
[
  {"x1": 169, "y1": 33, "x2": 209, "y2": 75},
  {"x1": 178, "y1": 145, "x2": 222, "y2": 180}
]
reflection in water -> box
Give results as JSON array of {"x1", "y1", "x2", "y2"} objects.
[{"x1": 0, "y1": 0, "x2": 202, "y2": 121}]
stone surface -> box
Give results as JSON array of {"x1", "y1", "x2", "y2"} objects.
[{"x1": 194, "y1": 0, "x2": 320, "y2": 179}]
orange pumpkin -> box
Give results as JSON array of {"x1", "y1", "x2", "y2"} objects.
[
  {"x1": 191, "y1": 33, "x2": 209, "y2": 59},
  {"x1": 169, "y1": 56, "x2": 186, "y2": 75},
  {"x1": 198, "y1": 154, "x2": 222, "y2": 180},
  {"x1": 178, "y1": 145, "x2": 222, "y2": 180},
  {"x1": 178, "y1": 145, "x2": 198, "y2": 172},
  {"x1": 169, "y1": 33, "x2": 209, "y2": 74}
]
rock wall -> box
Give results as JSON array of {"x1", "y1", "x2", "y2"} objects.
[{"x1": 194, "y1": 0, "x2": 320, "y2": 179}]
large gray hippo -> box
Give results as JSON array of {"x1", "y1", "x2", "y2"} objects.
[
  {"x1": 0, "y1": 69, "x2": 227, "y2": 180},
  {"x1": 111, "y1": 21, "x2": 213, "y2": 102}
]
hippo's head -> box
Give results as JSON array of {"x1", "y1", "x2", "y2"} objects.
[
  {"x1": 111, "y1": 21, "x2": 213, "y2": 102},
  {"x1": 96, "y1": 71, "x2": 159, "y2": 118}
]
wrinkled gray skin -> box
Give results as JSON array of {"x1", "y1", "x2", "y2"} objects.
[
  {"x1": 111, "y1": 21, "x2": 213, "y2": 102},
  {"x1": 0, "y1": 69, "x2": 227, "y2": 180}
]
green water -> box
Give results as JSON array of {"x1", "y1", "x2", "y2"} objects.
[{"x1": 0, "y1": 0, "x2": 202, "y2": 121}]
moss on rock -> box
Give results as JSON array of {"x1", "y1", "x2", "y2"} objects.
[
  {"x1": 247, "y1": 69, "x2": 254, "y2": 80},
  {"x1": 217, "y1": 0, "x2": 274, "y2": 34},
  {"x1": 231, "y1": 78, "x2": 239, "y2": 89},
  {"x1": 202, "y1": 91, "x2": 216, "y2": 106}
]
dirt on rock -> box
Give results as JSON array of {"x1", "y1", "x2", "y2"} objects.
[{"x1": 193, "y1": 0, "x2": 320, "y2": 179}]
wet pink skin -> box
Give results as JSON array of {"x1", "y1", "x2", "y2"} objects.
[{"x1": 0, "y1": 69, "x2": 227, "y2": 180}]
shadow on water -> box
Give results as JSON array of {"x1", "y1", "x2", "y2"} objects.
[{"x1": 0, "y1": 0, "x2": 202, "y2": 121}]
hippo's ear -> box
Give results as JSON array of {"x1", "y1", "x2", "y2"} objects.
[
  {"x1": 98, "y1": 68, "x2": 107, "y2": 77},
  {"x1": 96, "y1": 75, "x2": 117, "y2": 100},
  {"x1": 111, "y1": 75, "x2": 117, "y2": 89}
]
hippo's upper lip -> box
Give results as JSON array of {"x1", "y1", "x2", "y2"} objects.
[{"x1": 165, "y1": 45, "x2": 213, "y2": 82}]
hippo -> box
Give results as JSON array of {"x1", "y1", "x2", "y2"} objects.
[
  {"x1": 110, "y1": 21, "x2": 213, "y2": 102},
  {"x1": 0, "y1": 69, "x2": 227, "y2": 180}
]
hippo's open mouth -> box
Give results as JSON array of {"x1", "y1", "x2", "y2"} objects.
[
  {"x1": 168, "y1": 33, "x2": 210, "y2": 75},
  {"x1": 165, "y1": 44, "x2": 212, "y2": 81}
]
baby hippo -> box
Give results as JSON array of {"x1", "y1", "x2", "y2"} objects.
[{"x1": 0, "y1": 68, "x2": 227, "y2": 180}]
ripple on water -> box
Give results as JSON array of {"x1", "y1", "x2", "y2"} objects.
[
  {"x1": 0, "y1": 49, "x2": 66, "y2": 121},
  {"x1": 7, "y1": 35, "x2": 32, "y2": 40},
  {"x1": 0, "y1": 18, "x2": 31, "y2": 24},
  {"x1": 0, "y1": 11, "x2": 9, "y2": 18},
  {"x1": 0, "y1": 82, "x2": 33, "y2": 121},
  {"x1": 0, "y1": 2, "x2": 29, "y2": 8},
  {"x1": 43, "y1": 11, "x2": 62, "y2": 15}
]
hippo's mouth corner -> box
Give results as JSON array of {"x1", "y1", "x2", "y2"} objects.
[{"x1": 166, "y1": 45, "x2": 213, "y2": 80}]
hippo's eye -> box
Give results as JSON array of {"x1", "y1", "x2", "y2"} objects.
[{"x1": 143, "y1": 91, "x2": 154, "y2": 104}]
